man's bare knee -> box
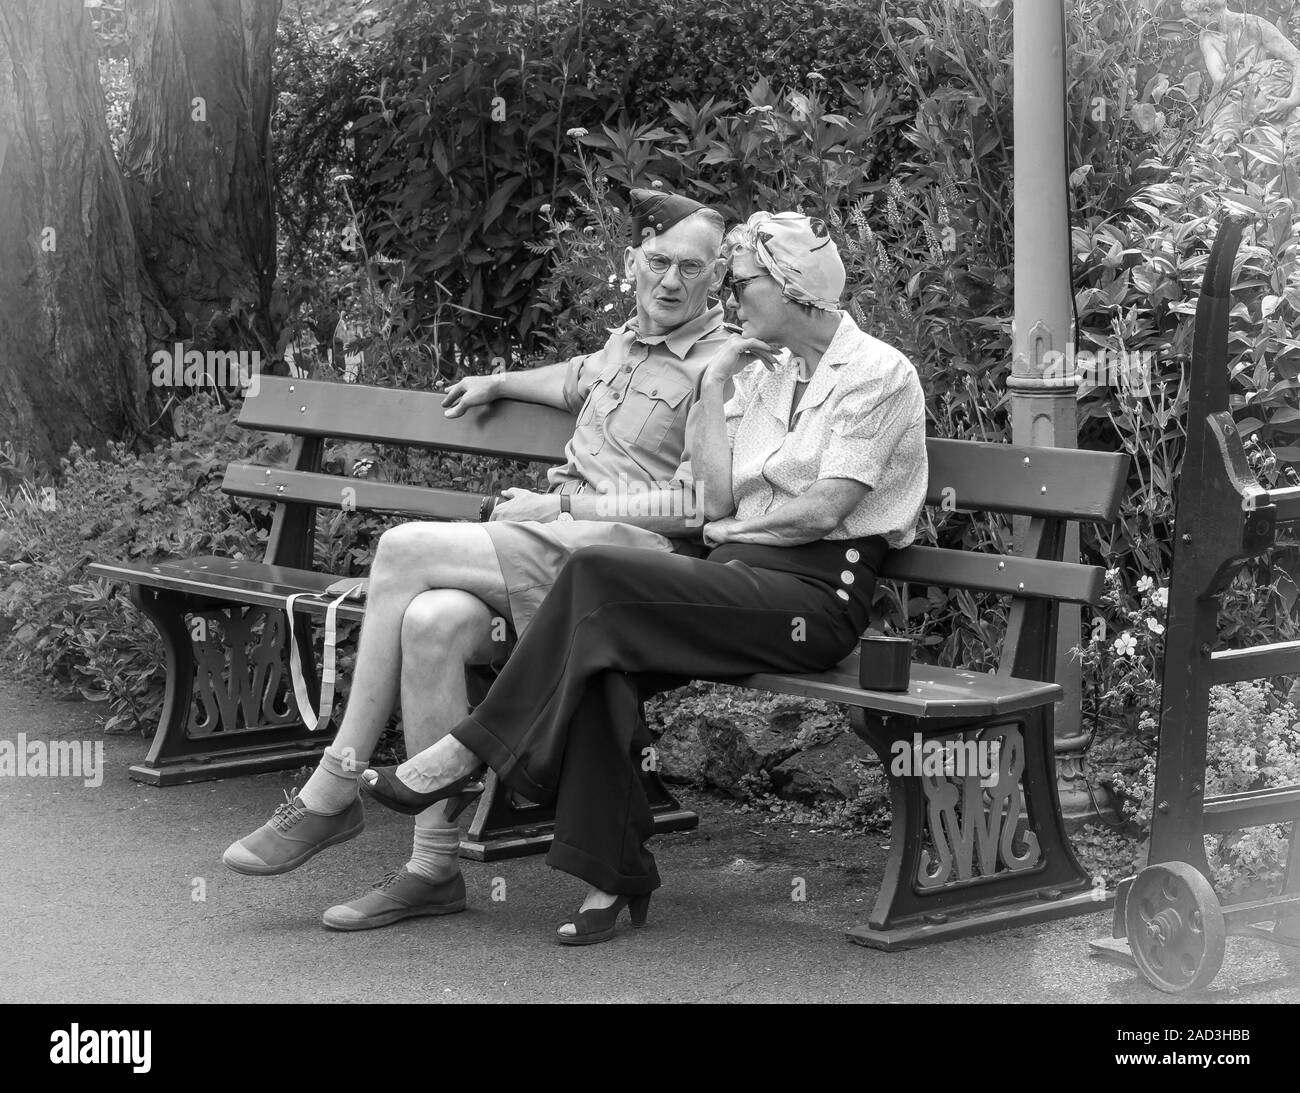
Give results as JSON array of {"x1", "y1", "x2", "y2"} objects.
[
  {"x1": 372, "y1": 523, "x2": 507, "y2": 610},
  {"x1": 374, "y1": 522, "x2": 441, "y2": 572},
  {"x1": 401, "y1": 589, "x2": 494, "y2": 662}
]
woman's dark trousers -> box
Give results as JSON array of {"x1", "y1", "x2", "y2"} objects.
[{"x1": 451, "y1": 541, "x2": 884, "y2": 894}]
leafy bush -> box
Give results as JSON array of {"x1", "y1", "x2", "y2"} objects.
[
  {"x1": 327, "y1": 0, "x2": 908, "y2": 373},
  {"x1": 0, "y1": 398, "x2": 276, "y2": 731},
  {"x1": 1112, "y1": 679, "x2": 1300, "y2": 900},
  {"x1": 1073, "y1": 567, "x2": 1300, "y2": 898},
  {"x1": 571, "y1": 0, "x2": 901, "y2": 122}
]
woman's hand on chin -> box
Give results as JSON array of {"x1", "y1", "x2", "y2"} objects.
[
  {"x1": 704, "y1": 334, "x2": 779, "y2": 383},
  {"x1": 702, "y1": 517, "x2": 743, "y2": 547}
]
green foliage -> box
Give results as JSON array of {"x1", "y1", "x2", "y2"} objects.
[
  {"x1": 272, "y1": 9, "x2": 425, "y2": 384},
  {"x1": 1061, "y1": 0, "x2": 1300, "y2": 708},
  {"x1": 1072, "y1": 566, "x2": 1167, "y2": 738},
  {"x1": 1112, "y1": 679, "x2": 1300, "y2": 900},
  {"x1": 528, "y1": 155, "x2": 640, "y2": 362},
  {"x1": 579, "y1": 76, "x2": 901, "y2": 218},
  {"x1": 1074, "y1": 568, "x2": 1300, "y2": 898},
  {"x1": 0, "y1": 398, "x2": 276, "y2": 732},
  {"x1": 315, "y1": 0, "x2": 908, "y2": 373},
  {"x1": 573, "y1": 0, "x2": 900, "y2": 122},
  {"x1": 274, "y1": 12, "x2": 371, "y2": 268},
  {"x1": 349, "y1": 0, "x2": 603, "y2": 372}
]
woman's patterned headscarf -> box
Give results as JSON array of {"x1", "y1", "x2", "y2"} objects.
[{"x1": 728, "y1": 211, "x2": 846, "y2": 311}]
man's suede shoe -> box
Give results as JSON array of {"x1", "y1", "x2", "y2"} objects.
[
  {"x1": 222, "y1": 795, "x2": 364, "y2": 876},
  {"x1": 321, "y1": 867, "x2": 467, "y2": 931}
]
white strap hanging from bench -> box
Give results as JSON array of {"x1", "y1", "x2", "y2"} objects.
[{"x1": 285, "y1": 581, "x2": 367, "y2": 733}]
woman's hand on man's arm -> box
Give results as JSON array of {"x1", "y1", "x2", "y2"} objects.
[{"x1": 703, "y1": 478, "x2": 868, "y2": 548}]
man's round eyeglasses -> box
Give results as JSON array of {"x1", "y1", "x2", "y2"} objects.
[{"x1": 642, "y1": 251, "x2": 711, "y2": 280}]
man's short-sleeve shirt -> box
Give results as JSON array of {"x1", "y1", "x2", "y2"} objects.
[
  {"x1": 723, "y1": 312, "x2": 928, "y2": 548},
  {"x1": 548, "y1": 303, "x2": 731, "y2": 494}
]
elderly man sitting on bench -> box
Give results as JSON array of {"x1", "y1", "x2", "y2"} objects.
[{"x1": 221, "y1": 188, "x2": 731, "y2": 930}]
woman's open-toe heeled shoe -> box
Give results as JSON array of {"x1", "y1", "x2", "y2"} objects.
[
  {"x1": 360, "y1": 764, "x2": 485, "y2": 819},
  {"x1": 555, "y1": 893, "x2": 651, "y2": 946}
]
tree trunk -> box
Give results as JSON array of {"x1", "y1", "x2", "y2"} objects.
[
  {"x1": 0, "y1": 0, "x2": 150, "y2": 469},
  {"x1": 123, "y1": 0, "x2": 282, "y2": 356}
]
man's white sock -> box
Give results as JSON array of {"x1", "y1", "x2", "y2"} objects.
[{"x1": 298, "y1": 744, "x2": 364, "y2": 815}]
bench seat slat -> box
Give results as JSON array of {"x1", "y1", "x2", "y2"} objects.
[
  {"x1": 87, "y1": 558, "x2": 368, "y2": 622},
  {"x1": 734, "y1": 654, "x2": 1062, "y2": 718},
  {"x1": 223, "y1": 463, "x2": 483, "y2": 521},
  {"x1": 880, "y1": 545, "x2": 1103, "y2": 605},
  {"x1": 238, "y1": 377, "x2": 573, "y2": 464},
  {"x1": 89, "y1": 558, "x2": 1061, "y2": 720},
  {"x1": 926, "y1": 439, "x2": 1128, "y2": 522}
]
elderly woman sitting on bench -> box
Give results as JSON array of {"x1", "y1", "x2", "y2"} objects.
[{"x1": 359, "y1": 211, "x2": 930, "y2": 944}]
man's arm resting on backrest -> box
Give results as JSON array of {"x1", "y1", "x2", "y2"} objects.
[
  {"x1": 443, "y1": 360, "x2": 573, "y2": 417},
  {"x1": 489, "y1": 361, "x2": 571, "y2": 409}
]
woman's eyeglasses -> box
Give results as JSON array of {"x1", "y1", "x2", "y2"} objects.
[
  {"x1": 641, "y1": 251, "x2": 711, "y2": 281},
  {"x1": 724, "y1": 273, "x2": 768, "y2": 303}
]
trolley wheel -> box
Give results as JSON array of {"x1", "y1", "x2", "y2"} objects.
[{"x1": 1125, "y1": 861, "x2": 1226, "y2": 994}]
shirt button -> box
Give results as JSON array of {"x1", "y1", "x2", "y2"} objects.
[
  {"x1": 845, "y1": 548, "x2": 860, "y2": 563},
  {"x1": 623, "y1": 366, "x2": 632, "y2": 373},
  {"x1": 836, "y1": 589, "x2": 850, "y2": 601},
  {"x1": 841, "y1": 570, "x2": 854, "y2": 584},
  {"x1": 650, "y1": 388, "x2": 658, "y2": 396}
]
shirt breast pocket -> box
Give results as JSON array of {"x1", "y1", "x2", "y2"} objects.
[
  {"x1": 614, "y1": 374, "x2": 692, "y2": 455},
  {"x1": 577, "y1": 359, "x2": 625, "y2": 428}
]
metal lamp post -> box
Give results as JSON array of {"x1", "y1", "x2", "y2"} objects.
[{"x1": 1011, "y1": 0, "x2": 1098, "y2": 820}]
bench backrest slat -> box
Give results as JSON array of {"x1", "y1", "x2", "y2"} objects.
[
  {"x1": 224, "y1": 464, "x2": 484, "y2": 522},
  {"x1": 881, "y1": 543, "x2": 1103, "y2": 605},
  {"x1": 924, "y1": 439, "x2": 1127, "y2": 522},
  {"x1": 239, "y1": 376, "x2": 573, "y2": 464},
  {"x1": 241, "y1": 380, "x2": 1128, "y2": 522}
]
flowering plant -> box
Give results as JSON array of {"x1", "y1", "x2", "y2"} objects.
[
  {"x1": 528, "y1": 153, "x2": 642, "y2": 362},
  {"x1": 1113, "y1": 681, "x2": 1300, "y2": 899},
  {"x1": 1071, "y1": 566, "x2": 1166, "y2": 738},
  {"x1": 1073, "y1": 569, "x2": 1300, "y2": 898}
]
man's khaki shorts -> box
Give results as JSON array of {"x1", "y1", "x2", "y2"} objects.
[{"x1": 480, "y1": 519, "x2": 674, "y2": 638}]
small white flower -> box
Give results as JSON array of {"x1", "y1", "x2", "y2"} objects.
[
  {"x1": 1105, "y1": 567, "x2": 1119, "y2": 582},
  {"x1": 566, "y1": 126, "x2": 589, "y2": 139},
  {"x1": 1146, "y1": 617, "x2": 1165, "y2": 635},
  {"x1": 1137, "y1": 575, "x2": 1154, "y2": 592},
  {"x1": 333, "y1": 173, "x2": 354, "y2": 183},
  {"x1": 539, "y1": 203, "x2": 552, "y2": 216},
  {"x1": 1113, "y1": 631, "x2": 1138, "y2": 657},
  {"x1": 807, "y1": 71, "x2": 825, "y2": 81},
  {"x1": 1151, "y1": 587, "x2": 1168, "y2": 608},
  {"x1": 618, "y1": 280, "x2": 631, "y2": 292},
  {"x1": 607, "y1": 274, "x2": 616, "y2": 284},
  {"x1": 603, "y1": 303, "x2": 614, "y2": 311}
]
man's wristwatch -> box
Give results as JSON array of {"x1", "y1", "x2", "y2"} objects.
[{"x1": 556, "y1": 494, "x2": 574, "y2": 522}]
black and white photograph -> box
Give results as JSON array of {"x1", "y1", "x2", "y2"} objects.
[{"x1": 2, "y1": 0, "x2": 1300, "y2": 1031}]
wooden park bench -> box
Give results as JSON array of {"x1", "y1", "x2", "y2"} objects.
[{"x1": 89, "y1": 372, "x2": 1128, "y2": 949}]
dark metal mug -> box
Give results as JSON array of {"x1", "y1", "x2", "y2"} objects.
[{"x1": 858, "y1": 634, "x2": 912, "y2": 691}]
